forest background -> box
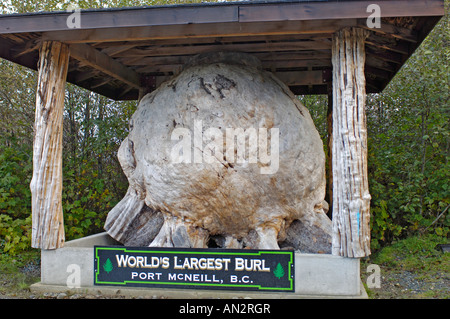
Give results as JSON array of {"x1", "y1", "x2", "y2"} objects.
[{"x1": 0, "y1": 0, "x2": 448, "y2": 256}]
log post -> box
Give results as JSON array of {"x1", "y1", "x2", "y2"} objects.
[
  {"x1": 30, "y1": 41, "x2": 69, "y2": 249},
  {"x1": 331, "y1": 28, "x2": 371, "y2": 258},
  {"x1": 326, "y1": 82, "x2": 333, "y2": 219}
]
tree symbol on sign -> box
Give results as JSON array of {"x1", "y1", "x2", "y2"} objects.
[
  {"x1": 103, "y1": 258, "x2": 113, "y2": 274},
  {"x1": 273, "y1": 263, "x2": 285, "y2": 279}
]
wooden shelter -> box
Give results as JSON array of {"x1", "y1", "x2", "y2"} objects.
[{"x1": 0, "y1": 0, "x2": 444, "y2": 257}]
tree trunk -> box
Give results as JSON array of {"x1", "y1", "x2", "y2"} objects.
[
  {"x1": 331, "y1": 28, "x2": 371, "y2": 258},
  {"x1": 326, "y1": 83, "x2": 333, "y2": 219},
  {"x1": 30, "y1": 41, "x2": 69, "y2": 249}
]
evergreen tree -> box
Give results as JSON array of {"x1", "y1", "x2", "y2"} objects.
[
  {"x1": 273, "y1": 263, "x2": 284, "y2": 279},
  {"x1": 103, "y1": 258, "x2": 113, "y2": 274}
]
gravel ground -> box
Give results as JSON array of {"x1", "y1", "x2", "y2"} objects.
[{"x1": 361, "y1": 268, "x2": 449, "y2": 299}]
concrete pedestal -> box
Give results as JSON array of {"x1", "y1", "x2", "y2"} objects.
[{"x1": 31, "y1": 233, "x2": 367, "y2": 299}]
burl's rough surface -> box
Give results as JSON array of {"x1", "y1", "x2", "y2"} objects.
[{"x1": 104, "y1": 52, "x2": 331, "y2": 252}]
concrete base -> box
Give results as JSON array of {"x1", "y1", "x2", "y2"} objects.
[{"x1": 31, "y1": 232, "x2": 368, "y2": 299}]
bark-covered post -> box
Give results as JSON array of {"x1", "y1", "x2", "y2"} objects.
[
  {"x1": 331, "y1": 28, "x2": 371, "y2": 258},
  {"x1": 30, "y1": 41, "x2": 69, "y2": 249}
]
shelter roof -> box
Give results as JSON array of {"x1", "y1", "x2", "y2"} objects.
[{"x1": 0, "y1": 0, "x2": 444, "y2": 100}]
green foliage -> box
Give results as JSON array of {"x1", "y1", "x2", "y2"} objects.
[
  {"x1": 63, "y1": 162, "x2": 122, "y2": 240},
  {"x1": 0, "y1": 146, "x2": 32, "y2": 215},
  {"x1": 0, "y1": 214, "x2": 31, "y2": 254},
  {"x1": 366, "y1": 6, "x2": 450, "y2": 249},
  {"x1": 0, "y1": 143, "x2": 33, "y2": 254},
  {"x1": 61, "y1": 86, "x2": 133, "y2": 240},
  {"x1": 367, "y1": 234, "x2": 449, "y2": 271}
]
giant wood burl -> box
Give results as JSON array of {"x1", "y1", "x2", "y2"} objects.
[{"x1": 104, "y1": 52, "x2": 332, "y2": 252}]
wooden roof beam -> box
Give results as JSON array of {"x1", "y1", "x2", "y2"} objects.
[
  {"x1": 112, "y1": 40, "x2": 330, "y2": 58},
  {"x1": 42, "y1": 19, "x2": 356, "y2": 44},
  {"x1": 357, "y1": 19, "x2": 419, "y2": 43},
  {"x1": 275, "y1": 70, "x2": 329, "y2": 87},
  {"x1": 238, "y1": 0, "x2": 444, "y2": 23},
  {"x1": 69, "y1": 43, "x2": 142, "y2": 89},
  {"x1": 90, "y1": 33, "x2": 332, "y2": 50}
]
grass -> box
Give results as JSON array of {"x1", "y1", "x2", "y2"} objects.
[
  {"x1": 368, "y1": 234, "x2": 447, "y2": 268},
  {"x1": 361, "y1": 234, "x2": 449, "y2": 299},
  {"x1": 0, "y1": 250, "x2": 41, "y2": 298}
]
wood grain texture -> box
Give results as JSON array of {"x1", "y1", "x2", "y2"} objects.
[
  {"x1": 69, "y1": 43, "x2": 141, "y2": 89},
  {"x1": 30, "y1": 41, "x2": 69, "y2": 249},
  {"x1": 331, "y1": 28, "x2": 371, "y2": 258}
]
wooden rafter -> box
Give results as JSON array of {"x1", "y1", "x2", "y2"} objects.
[
  {"x1": 42, "y1": 19, "x2": 356, "y2": 44},
  {"x1": 69, "y1": 43, "x2": 142, "y2": 89},
  {"x1": 108, "y1": 40, "x2": 330, "y2": 58}
]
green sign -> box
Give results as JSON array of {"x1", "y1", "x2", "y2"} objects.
[{"x1": 94, "y1": 246, "x2": 295, "y2": 292}]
